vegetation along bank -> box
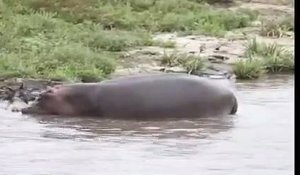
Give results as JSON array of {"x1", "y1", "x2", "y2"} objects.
[{"x1": 0, "y1": 0, "x2": 294, "y2": 84}]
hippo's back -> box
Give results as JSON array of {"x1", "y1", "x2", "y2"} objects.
[{"x1": 96, "y1": 74, "x2": 236, "y2": 119}]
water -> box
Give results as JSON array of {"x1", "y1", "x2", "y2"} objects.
[{"x1": 0, "y1": 74, "x2": 294, "y2": 175}]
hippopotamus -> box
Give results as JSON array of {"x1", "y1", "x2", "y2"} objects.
[{"x1": 21, "y1": 73, "x2": 238, "y2": 119}]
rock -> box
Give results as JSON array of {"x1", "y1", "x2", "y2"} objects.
[
  {"x1": 157, "y1": 66, "x2": 187, "y2": 73},
  {"x1": 192, "y1": 68, "x2": 233, "y2": 79},
  {"x1": 138, "y1": 50, "x2": 161, "y2": 56},
  {"x1": 208, "y1": 55, "x2": 230, "y2": 63}
]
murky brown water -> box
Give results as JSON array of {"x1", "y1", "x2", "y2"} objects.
[{"x1": 0, "y1": 74, "x2": 294, "y2": 175}]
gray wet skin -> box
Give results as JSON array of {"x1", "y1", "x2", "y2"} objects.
[{"x1": 21, "y1": 73, "x2": 238, "y2": 119}]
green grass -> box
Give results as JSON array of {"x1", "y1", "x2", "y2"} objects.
[
  {"x1": 234, "y1": 38, "x2": 294, "y2": 79},
  {"x1": 260, "y1": 15, "x2": 294, "y2": 38},
  {"x1": 245, "y1": 39, "x2": 294, "y2": 72},
  {"x1": 233, "y1": 57, "x2": 265, "y2": 80},
  {"x1": 0, "y1": 12, "x2": 121, "y2": 81},
  {"x1": 161, "y1": 52, "x2": 182, "y2": 67},
  {"x1": 263, "y1": 50, "x2": 294, "y2": 72},
  {"x1": 18, "y1": 0, "x2": 257, "y2": 35},
  {"x1": 182, "y1": 55, "x2": 207, "y2": 74},
  {"x1": 161, "y1": 51, "x2": 207, "y2": 74},
  {"x1": 0, "y1": 5, "x2": 153, "y2": 81},
  {"x1": 0, "y1": 0, "x2": 258, "y2": 81}
]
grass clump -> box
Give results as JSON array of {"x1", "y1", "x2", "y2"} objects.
[
  {"x1": 234, "y1": 38, "x2": 294, "y2": 79},
  {"x1": 161, "y1": 52, "x2": 183, "y2": 67},
  {"x1": 245, "y1": 38, "x2": 294, "y2": 72},
  {"x1": 260, "y1": 15, "x2": 294, "y2": 38},
  {"x1": 233, "y1": 58, "x2": 265, "y2": 79},
  {"x1": 262, "y1": 48, "x2": 294, "y2": 72},
  {"x1": 182, "y1": 56, "x2": 207, "y2": 74},
  {"x1": 161, "y1": 51, "x2": 207, "y2": 74}
]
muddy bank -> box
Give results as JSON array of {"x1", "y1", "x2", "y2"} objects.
[
  {"x1": 112, "y1": 32, "x2": 294, "y2": 79},
  {"x1": 112, "y1": 33, "x2": 246, "y2": 78},
  {"x1": 111, "y1": 0, "x2": 294, "y2": 78}
]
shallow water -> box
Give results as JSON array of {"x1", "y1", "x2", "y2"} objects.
[{"x1": 0, "y1": 74, "x2": 294, "y2": 175}]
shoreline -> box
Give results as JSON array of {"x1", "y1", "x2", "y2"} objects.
[{"x1": 0, "y1": 0, "x2": 294, "y2": 102}]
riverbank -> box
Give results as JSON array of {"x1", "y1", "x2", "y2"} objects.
[
  {"x1": 0, "y1": 0, "x2": 294, "y2": 101},
  {"x1": 111, "y1": 0, "x2": 294, "y2": 79}
]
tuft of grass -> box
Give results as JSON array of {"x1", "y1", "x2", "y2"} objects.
[
  {"x1": 235, "y1": 38, "x2": 294, "y2": 79},
  {"x1": 260, "y1": 15, "x2": 294, "y2": 38},
  {"x1": 233, "y1": 57, "x2": 265, "y2": 79},
  {"x1": 161, "y1": 51, "x2": 207, "y2": 73},
  {"x1": 244, "y1": 37, "x2": 263, "y2": 57},
  {"x1": 161, "y1": 51, "x2": 183, "y2": 67},
  {"x1": 263, "y1": 51, "x2": 294, "y2": 72},
  {"x1": 182, "y1": 55, "x2": 207, "y2": 74}
]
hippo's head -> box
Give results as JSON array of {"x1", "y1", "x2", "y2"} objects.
[{"x1": 21, "y1": 85, "x2": 74, "y2": 115}]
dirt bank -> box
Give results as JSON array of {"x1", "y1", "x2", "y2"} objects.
[{"x1": 111, "y1": 0, "x2": 294, "y2": 78}]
